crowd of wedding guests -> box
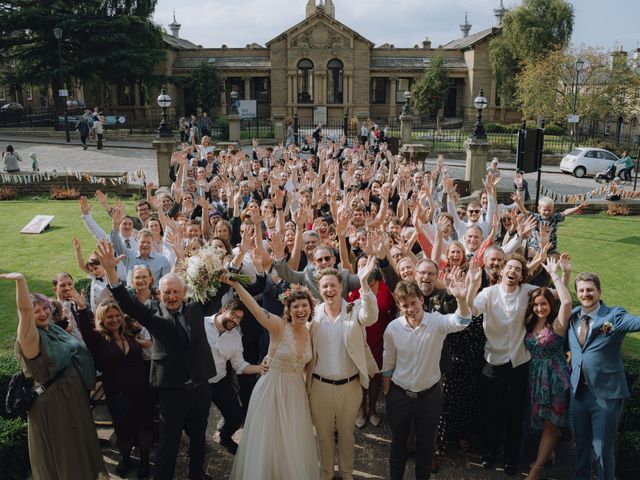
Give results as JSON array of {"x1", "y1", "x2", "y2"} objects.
[{"x1": 3, "y1": 131, "x2": 640, "y2": 480}]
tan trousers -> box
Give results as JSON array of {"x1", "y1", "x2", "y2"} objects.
[{"x1": 309, "y1": 378, "x2": 362, "y2": 480}]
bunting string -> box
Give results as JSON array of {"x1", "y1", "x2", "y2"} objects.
[{"x1": 0, "y1": 170, "x2": 141, "y2": 186}]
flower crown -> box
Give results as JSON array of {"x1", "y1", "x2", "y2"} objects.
[{"x1": 278, "y1": 283, "x2": 315, "y2": 306}]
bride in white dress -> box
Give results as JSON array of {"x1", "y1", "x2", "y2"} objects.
[{"x1": 222, "y1": 274, "x2": 321, "y2": 480}]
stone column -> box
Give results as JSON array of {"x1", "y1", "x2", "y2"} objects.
[
  {"x1": 243, "y1": 78, "x2": 251, "y2": 100},
  {"x1": 389, "y1": 78, "x2": 397, "y2": 119},
  {"x1": 273, "y1": 113, "x2": 285, "y2": 143},
  {"x1": 152, "y1": 136, "x2": 178, "y2": 187},
  {"x1": 465, "y1": 137, "x2": 490, "y2": 192},
  {"x1": 399, "y1": 113, "x2": 415, "y2": 146},
  {"x1": 228, "y1": 113, "x2": 241, "y2": 142}
]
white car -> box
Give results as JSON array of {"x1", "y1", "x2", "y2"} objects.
[{"x1": 560, "y1": 147, "x2": 620, "y2": 178}]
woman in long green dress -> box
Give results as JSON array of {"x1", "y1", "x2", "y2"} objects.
[{"x1": 1, "y1": 273, "x2": 107, "y2": 480}]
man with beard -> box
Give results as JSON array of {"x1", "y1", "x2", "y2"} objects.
[
  {"x1": 204, "y1": 298, "x2": 262, "y2": 455},
  {"x1": 482, "y1": 246, "x2": 506, "y2": 287},
  {"x1": 469, "y1": 255, "x2": 568, "y2": 476},
  {"x1": 568, "y1": 272, "x2": 640, "y2": 480}
]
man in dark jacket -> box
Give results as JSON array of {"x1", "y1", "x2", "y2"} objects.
[{"x1": 97, "y1": 240, "x2": 218, "y2": 480}]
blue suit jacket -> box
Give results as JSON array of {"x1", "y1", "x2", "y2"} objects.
[{"x1": 568, "y1": 301, "x2": 640, "y2": 399}]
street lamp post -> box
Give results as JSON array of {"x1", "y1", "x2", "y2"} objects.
[
  {"x1": 156, "y1": 85, "x2": 172, "y2": 137},
  {"x1": 634, "y1": 134, "x2": 640, "y2": 192},
  {"x1": 402, "y1": 90, "x2": 412, "y2": 116},
  {"x1": 470, "y1": 88, "x2": 488, "y2": 140},
  {"x1": 569, "y1": 59, "x2": 585, "y2": 151},
  {"x1": 52, "y1": 27, "x2": 70, "y2": 143}
]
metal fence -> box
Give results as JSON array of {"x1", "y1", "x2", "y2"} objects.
[
  {"x1": 240, "y1": 118, "x2": 274, "y2": 140},
  {"x1": 0, "y1": 106, "x2": 56, "y2": 128}
]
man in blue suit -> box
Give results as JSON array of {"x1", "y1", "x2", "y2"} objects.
[{"x1": 569, "y1": 272, "x2": 640, "y2": 480}]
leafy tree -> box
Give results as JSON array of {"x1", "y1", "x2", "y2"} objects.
[
  {"x1": 490, "y1": 0, "x2": 574, "y2": 101},
  {"x1": 0, "y1": 1, "x2": 165, "y2": 112},
  {"x1": 411, "y1": 53, "x2": 449, "y2": 130},
  {"x1": 516, "y1": 47, "x2": 640, "y2": 130},
  {"x1": 183, "y1": 63, "x2": 222, "y2": 114}
]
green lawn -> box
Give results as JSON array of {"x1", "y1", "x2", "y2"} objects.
[{"x1": 0, "y1": 202, "x2": 639, "y2": 358}]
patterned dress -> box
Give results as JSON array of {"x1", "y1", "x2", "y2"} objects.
[{"x1": 524, "y1": 326, "x2": 571, "y2": 428}]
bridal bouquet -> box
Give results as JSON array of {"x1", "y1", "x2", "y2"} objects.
[{"x1": 184, "y1": 244, "x2": 252, "y2": 303}]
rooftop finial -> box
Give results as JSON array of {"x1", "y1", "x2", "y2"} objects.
[
  {"x1": 460, "y1": 11, "x2": 472, "y2": 38},
  {"x1": 494, "y1": 0, "x2": 508, "y2": 26},
  {"x1": 169, "y1": 11, "x2": 181, "y2": 39}
]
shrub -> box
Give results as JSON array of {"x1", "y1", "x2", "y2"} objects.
[
  {"x1": 0, "y1": 416, "x2": 29, "y2": 480},
  {"x1": 0, "y1": 187, "x2": 17, "y2": 200},
  {"x1": 50, "y1": 187, "x2": 80, "y2": 200},
  {"x1": 0, "y1": 353, "x2": 20, "y2": 419}
]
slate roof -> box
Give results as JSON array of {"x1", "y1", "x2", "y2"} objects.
[
  {"x1": 162, "y1": 33, "x2": 201, "y2": 50},
  {"x1": 173, "y1": 56, "x2": 271, "y2": 71},
  {"x1": 441, "y1": 27, "x2": 498, "y2": 50},
  {"x1": 370, "y1": 56, "x2": 468, "y2": 72}
]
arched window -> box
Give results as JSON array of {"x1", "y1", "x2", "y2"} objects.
[
  {"x1": 630, "y1": 116, "x2": 638, "y2": 138},
  {"x1": 327, "y1": 59, "x2": 343, "y2": 104},
  {"x1": 297, "y1": 59, "x2": 314, "y2": 104}
]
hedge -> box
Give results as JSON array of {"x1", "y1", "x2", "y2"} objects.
[
  {"x1": 617, "y1": 358, "x2": 640, "y2": 480},
  {"x1": 0, "y1": 416, "x2": 29, "y2": 480},
  {"x1": 0, "y1": 353, "x2": 29, "y2": 479},
  {"x1": 0, "y1": 353, "x2": 19, "y2": 419}
]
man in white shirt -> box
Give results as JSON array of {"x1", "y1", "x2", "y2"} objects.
[
  {"x1": 305, "y1": 259, "x2": 379, "y2": 480},
  {"x1": 382, "y1": 276, "x2": 474, "y2": 480},
  {"x1": 469, "y1": 254, "x2": 565, "y2": 476},
  {"x1": 203, "y1": 298, "x2": 261, "y2": 455}
]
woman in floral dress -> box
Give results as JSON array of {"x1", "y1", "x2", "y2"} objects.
[{"x1": 523, "y1": 256, "x2": 573, "y2": 480}]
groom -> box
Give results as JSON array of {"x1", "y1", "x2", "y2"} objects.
[{"x1": 306, "y1": 257, "x2": 379, "y2": 480}]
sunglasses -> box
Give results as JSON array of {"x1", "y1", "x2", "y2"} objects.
[
  {"x1": 315, "y1": 256, "x2": 333, "y2": 263},
  {"x1": 467, "y1": 209, "x2": 481, "y2": 214}
]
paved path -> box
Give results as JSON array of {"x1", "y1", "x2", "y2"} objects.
[
  {"x1": 0, "y1": 135, "x2": 612, "y2": 198},
  {"x1": 94, "y1": 399, "x2": 583, "y2": 480}
]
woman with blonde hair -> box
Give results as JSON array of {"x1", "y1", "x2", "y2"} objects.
[{"x1": 76, "y1": 294, "x2": 154, "y2": 479}]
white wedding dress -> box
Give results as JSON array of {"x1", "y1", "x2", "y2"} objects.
[{"x1": 231, "y1": 322, "x2": 321, "y2": 480}]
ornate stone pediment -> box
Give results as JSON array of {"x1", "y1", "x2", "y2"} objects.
[{"x1": 290, "y1": 23, "x2": 350, "y2": 49}]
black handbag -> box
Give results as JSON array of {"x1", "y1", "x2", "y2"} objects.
[{"x1": 5, "y1": 368, "x2": 67, "y2": 419}]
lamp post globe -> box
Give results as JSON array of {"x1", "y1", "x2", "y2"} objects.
[
  {"x1": 230, "y1": 90, "x2": 239, "y2": 115},
  {"x1": 471, "y1": 88, "x2": 488, "y2": 140},
  {"x1": 156, "y1": 85, "x2": 173, "y2": 137},
  {"x1": 402, "y1": 90, "x2": 412, "y2": 116}
]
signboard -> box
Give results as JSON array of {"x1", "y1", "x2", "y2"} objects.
[
  {"x1": 21, "y1": 215, "x2": 55, "y2": 234},
  {"x1": 58, "y1": 89, "x2": 68, "y2": 97},
  {"x1": 239, "y1": 100, "x2": 257, "y2": 119},
  {"x1": 567, "y1": 114, "x2": 580, "y2": 123},
  {"x1": 313, "y1": 106, "x2": 327, "y2": 124}
]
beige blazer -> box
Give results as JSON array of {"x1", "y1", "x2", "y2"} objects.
[{"x1": 305, "y1": 289, "x2": 379, "y2": 392}]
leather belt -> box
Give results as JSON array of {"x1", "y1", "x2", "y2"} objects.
[
  {"x1": 392, "y1": 381, "x2": 439, "y2": 399},
  {"x1": 183, "y1": 382, "x2": 203, "y2": 390},
  {"x1": 312, "y1": 373, "x2": 359, "y2": 385}
]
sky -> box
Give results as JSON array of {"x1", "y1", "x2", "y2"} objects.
[{"x1": 152, "y1": 0, "x2": 639, "y2": 52}]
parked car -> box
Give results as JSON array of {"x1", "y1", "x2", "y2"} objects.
[
  {"x1": 560, "y1": 147, "x2": 620, "y2": 178},
  {"x1": 0, "y1": 102, "x2": 24, "y2": 113},
  {"x1": 66, "y1": 99, "x2": 86, "y2": 113}
]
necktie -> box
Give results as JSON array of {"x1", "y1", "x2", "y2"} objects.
[
  {"x1": 173, "y1": 312, "x2": 190, "y2": 343},
  {"x1": 125, "y1": 238, "x2": 131, "y2": 249},
  {"x1": 578, "y1": 315, "x2": 590, "y2": 347}
]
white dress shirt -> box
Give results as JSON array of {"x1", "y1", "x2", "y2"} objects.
[
  {"x1": 474, "y1": 283, "x2": 538, "y2": 367},
  {"x1": 382, "y1": 310, "x2": 470, "y2": 392},
  {"x1": 204, "y1": 315, "x2": 250, "y2": 384},
  {"x1": 313, "y1": 301, "x2": 359, "y2": 381}
]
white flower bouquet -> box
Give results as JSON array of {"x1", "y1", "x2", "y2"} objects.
[{"x1": 183, "y1": 244, "x2": 252, "y2": 303}]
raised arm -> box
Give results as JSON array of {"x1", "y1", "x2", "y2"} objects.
[
  {"x1": 544, "y1": 256, "x2": 572, "y2": 336},
  {"x1": 0, "y1": 273, "x2": 39, "y2": 359},
  {"x1": 72, "y1": 236, "x2": 90, "y2": 274},
  {"x1": 221, "y1": 274, "x2": 284, "y2": 336},
  {"x1": 355, "y1": 256, "x2": 379, "y2": 326}
]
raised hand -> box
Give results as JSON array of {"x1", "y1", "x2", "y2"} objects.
[
  {"x1": 517, "y1": 215, "x2": 537, "y2": 238},
  {"x1": 467, "y1": 258, "x2": 482, "y2": 286},
  {"x1": 95, "y1": 239, "x2": 124, "y2": 271},
  {"x1": 0, "y1": 272, "x2": 25, "y2": 282},
  {"x1": 239, "y1": 225, "x2": 255, "y2": 254},
  {"x1": 446, "y1": 270, "x2": 468, "y2": 301},
  {"x1": 95, "y1": 189, "x2": 111, "y2": 211},
  {"x1": 542, "y1": 256, "x2": 560, "y2": 277},
  {"x1": 72, "y1": 236, "x2": 81, "y2": 251},
  {"x1": 268, "y1": 232, "x2": 286, "y2": 261},
  {"x1": 357, "y1": 255, "x2": 378, "y2": 290},
  {"x1": 68, "y1": 288, "x2": 87, "y2": 311},
  {"x1": 79, "y1": 196, "x2": 91, "y2": 215},
  {"x1": 559, "y1": 252, "x2": 572, "y2": 272}
]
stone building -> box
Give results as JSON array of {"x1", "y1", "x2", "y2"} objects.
[{"x1": 150, "y1": 0, "x2": 520, "y2": 126}]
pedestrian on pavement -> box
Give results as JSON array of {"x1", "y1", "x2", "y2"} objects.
[
  {"x1": 94, "y1": 112, "x2": 105, "y2": 150},
  {"x1": 30, "y1": 152, "x2": 39, "y2": 171},
  {"x1": 3, "y1": 144, "x2": 22, "y2": 172},
  {"x1": 76, "y1": 110, "x2": 93, "y2": 150}
]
